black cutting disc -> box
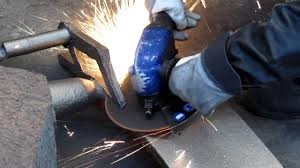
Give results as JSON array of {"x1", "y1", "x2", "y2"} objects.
[
  {"x1": 105, "y1": 75, "x2": 171, "y2": 133},
  {"x1": 105, "y1": 75, "x2": 196, "y2": 133}
]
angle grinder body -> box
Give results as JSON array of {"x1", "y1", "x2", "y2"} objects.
[{"x1": 105, "y1": 12, "x2": 197, "y2": 133}]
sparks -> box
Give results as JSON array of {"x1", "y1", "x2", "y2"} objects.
[
  {"x1": 85, "y1": 164, "x2": 94, "y2": 168},
  {"x1": 17, "y1": 19, "x2": 35, "y2": 35},
  {"x1": 12, "y1": 23, "x2": 34, "y2": 36},
  {"x1": 110, "y1": 131, "x2": 172, "y2": 165},
  {"x1": 175, "y1": 150, "x2": 186, "y2": 161},
  {"x1": 202, "y1": 116, "x2": 218, "y2": 132},
  {"x1": 73, "y1": 0, "x2": 200, "y2": 84},
  {"x1": 185, "y1": 0, "x2": 205, "y2": 10},
  {"x1": 62, "y1": 139, "x2": 125, "y2": 166},
  {"x1": 256, "y1": 0, "x2": 262, "y2": 9},
  {"x1": 104, "y1": 140, "x2": 125, "y2": 147},
  {"x1": 66, "y1": 139, "x2": 150, "y2": 167},
  {"x1": 62, "y1": 11, "x2": 72, "y2": 19},
  {"x1": 63, "y1": 124, "x2": 75, "y2": 137},
  {"x1": 133, "y1": 128, "x2": 171, "y2": 141},
  {"x1": 185, "y1": 160, "x2": 192, "y2": 168},
  {"x1": 74, "y1": 0, "x2": 149, "y2": 84},
  {"x1": 201, "y1": 0, "x2": 207, "y2": 8},
  {"x1": 29, "y1": 14, "x2": 49, "y2": 21}
]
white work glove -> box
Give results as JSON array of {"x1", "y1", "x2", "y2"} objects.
[
  {"x1": 169, "y1": 53, "x2": 233, "y2": 116},
  {"x1": 145, "y1": 0, "x2": 201, "y2": 40}
]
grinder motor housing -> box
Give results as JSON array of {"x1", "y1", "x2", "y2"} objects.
[{"x1": 130, "y1": 12, "x2": 179, "y2": 118}]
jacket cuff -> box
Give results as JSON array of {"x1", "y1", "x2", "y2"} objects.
[{"x1": 201, "y1": 32, "x2": 242, "y2": 95}]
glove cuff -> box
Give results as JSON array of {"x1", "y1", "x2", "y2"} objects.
[
  {"x1": 160, "y1": 57, "x2": 180, "y2": 95},
  {"x1": 202, "y1": 32, "x2": 242, "y2": 95}
]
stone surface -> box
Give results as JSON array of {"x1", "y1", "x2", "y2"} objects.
[
  {"x1": 0, "y1": 66, "x2": 56, "y2": 168},
  {"x1": 148, "y1": 102, "x2": 283, "y2": 168},
  {"x1": 236, "y1": 104, "x2": 300, "y2": 168}
]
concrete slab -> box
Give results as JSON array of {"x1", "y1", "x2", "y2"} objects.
[
  {"x1": 236, "y1": 104, "x2": 300, "y2": 168},
  {"x1": 148, "y1": 103, "x2": 283, "y2": 168},
  {"x1": 0, "y1": 66, "x2": 56, "y2": 167}
]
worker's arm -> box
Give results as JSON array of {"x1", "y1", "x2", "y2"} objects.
[
  {"x1": 227, "y1": 1, "x2": 300, "y2": 86},
  {"x1": 169, "y1": 2, "x2": 300, "y2": 116}
]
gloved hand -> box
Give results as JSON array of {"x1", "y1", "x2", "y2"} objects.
[
  {"x1": 145, "y1": 0, "x2": 201, "y2": 40},
  {"x1": 168, "y1": 53, "x2": 234, "y2": 116}
]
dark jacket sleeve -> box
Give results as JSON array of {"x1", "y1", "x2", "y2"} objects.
[{"x1": 202, "y1": 2, "x2": 300, "y2": 95}]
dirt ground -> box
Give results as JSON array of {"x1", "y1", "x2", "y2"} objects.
[{"x1": 0, "y1": 0, "x2": 297, "y2": 167}]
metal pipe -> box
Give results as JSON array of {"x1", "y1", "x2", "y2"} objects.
[
  {"x1": 49, "y1": 78, "x2": 106, "y2": 115},
  {"x1": 0, "y1": 28, "x2": 70, "y2": 60}
]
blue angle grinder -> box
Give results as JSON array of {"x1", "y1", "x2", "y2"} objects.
[
  {"x1": 105, "y1": 12, "x2": 197, "y2": 133},
  {"x1": 130, "y1": 12, "x2": 179, "y2": 119}
]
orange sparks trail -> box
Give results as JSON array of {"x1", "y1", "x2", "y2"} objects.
[
  {"x1": 58, "y1": 139, "x2": 128, "y2": 167},
  {"x1": 73, "y1": 0, "x2": 201, "y2": 84},
  {"x1": 58, "y1": 114, "x2": 214, "y2": 167},
  {"x1": 74, "y1": 0, "x2": 149, "y2": 84},
  {"x1": 110, "y1": 131, "x2": 172, "y2": 165},
  {"x1": 68, "y1": 140, "x2": 124, "y2": 161}
]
